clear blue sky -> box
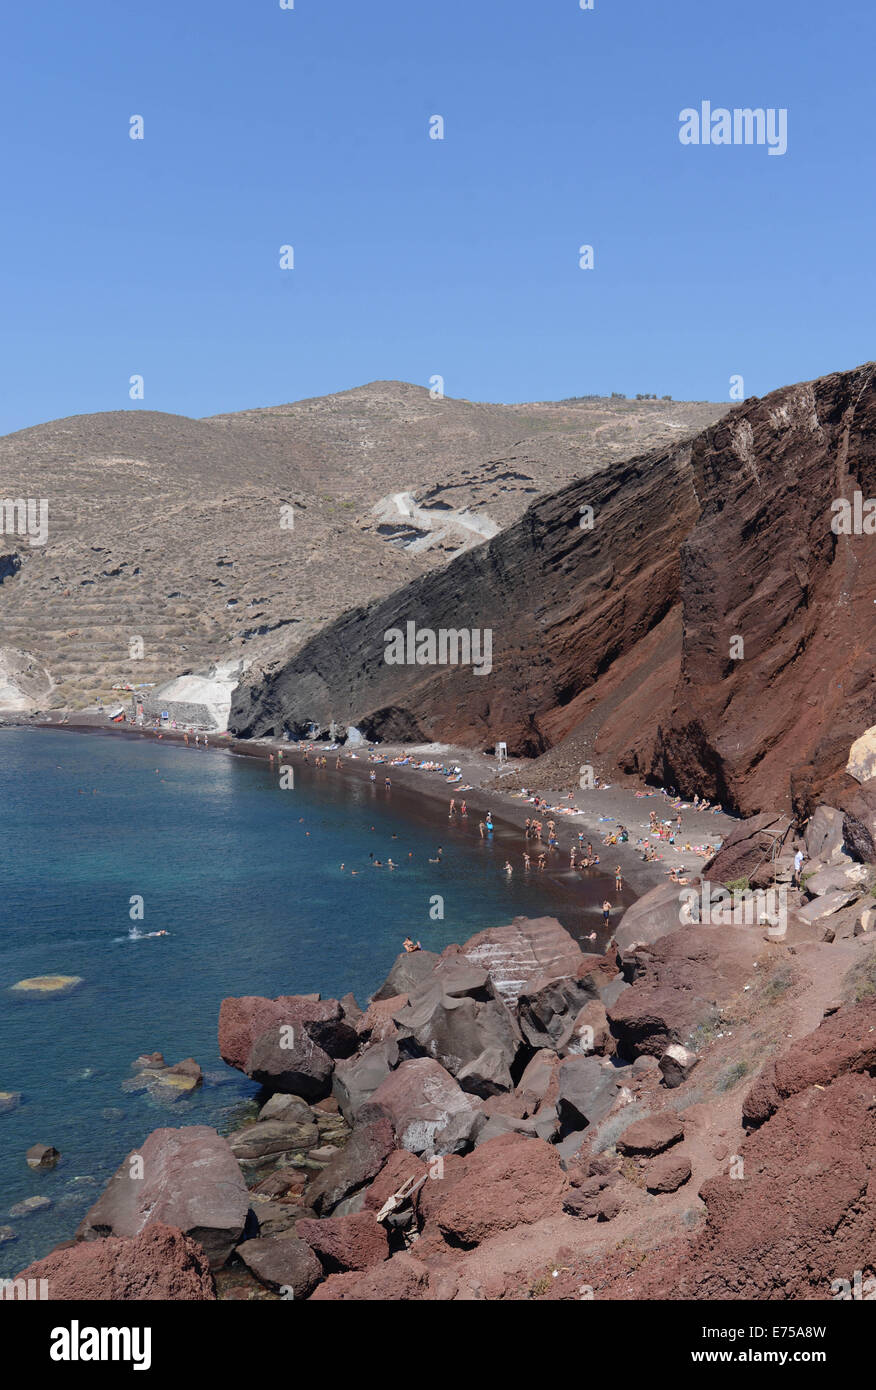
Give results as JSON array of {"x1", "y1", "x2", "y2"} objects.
[{"x1": 1, "y1": 0, "x2": 872, "y2": 434}]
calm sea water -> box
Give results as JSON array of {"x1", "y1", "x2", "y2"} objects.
[{"x1": 0, "y1": 728, "x2": 596, "y2": 1270}]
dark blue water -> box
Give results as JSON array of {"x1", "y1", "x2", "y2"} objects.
[{"x1": 0, "y1": 728, "x2": 581, "y2": 1270}]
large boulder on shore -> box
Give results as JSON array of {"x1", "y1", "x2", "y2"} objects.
[
  {"x1": 516, "y1": 972, "x2": 600, "y2": 1051},
  {"x1": 555, "y1": 1055, "x2": 620, "y2": 1134},
  {"x1": 359, "y1": 1058, "x2": 483, "y2": 1156},
  {"x1": 613, "y1": 881, "x2": 687, "y2": 953},
  {"x1": 391, "y1": 957, "x2": 520, "y2": 1097},
  {"x1": 295, "y1": 1210, "x2": 389, "y2": 1273},
  {"x1": 228, "y1": 1118, "x2": 320, "y2": 1164},
  {"x1": 702, "y1": 811, "x2": 792, "y2": 887},
  {"x1": 235, "y1": 1234, "x2": 323, "y2": 1297},
  {"x1": 305, "y1": 1118, "x2": 396, "y2": 1215},
  {"x1": 607, "y1": 926, "x2": 754, "y2": 1060},
  {"x1": 459, "y1": 916, "x2": 584, "y2": 1006},
  {"x1": 371, "y1": 951, "x2": 440, "y2": 1002},
  {"x1": 309, "y1": 1250, "x2": 431, "y2": 1301},
  {"x1": 332, "y1": 1040, "x2": 399, "y2": 1124},
  {"x1": 420, "y1": 1133, "x2": 567, "y2": 1249},
  {"x1": 218, "y1": 995, "x2": 356, "y2": 1100},
  {"x1": 617, "y1": 1113, "x2": 684, "y2": 1155},
  {"x1": 14, "y1": 1222, "x2": 216, "y2": 1300},
  {"x1": 77, "y1": 1126, "x2": 249, "y2": 1270}
]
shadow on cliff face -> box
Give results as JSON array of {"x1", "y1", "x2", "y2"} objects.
[{"x1": 355, "y1": 707, "x2": 429, "y2": 743}]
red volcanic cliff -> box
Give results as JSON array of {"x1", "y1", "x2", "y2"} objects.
[
  {"x1": 231, "y1": 363, "x2": 876, "y2": 814},
  {"x1": 646, "y1": 363, "x2": 876, "y2": 814}
]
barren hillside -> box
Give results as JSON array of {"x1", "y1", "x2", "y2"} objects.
[{"x1": 0, "y1": 384, "x2": 720, "y2": 709}]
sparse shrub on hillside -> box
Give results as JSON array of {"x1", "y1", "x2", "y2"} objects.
[
  {"x1": 526, "y1": 1270, "x2": 553, "y2": 1298},
  {"x1": 760, "y1": 962, "x2": 794, "y2": 1004},
  {"x1": 716, "y1": 1060, "x2": 749, "y2": 1091},
  {"x1": 726, "y1": 877, "x2": 750, "y2": 894}
]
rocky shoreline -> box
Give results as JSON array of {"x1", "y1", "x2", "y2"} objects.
[{"x1": 13, "y1": 779, "x2": 876, "y2": 1300}]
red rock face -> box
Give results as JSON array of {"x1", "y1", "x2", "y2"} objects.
[
  {"x1": 607, "y1": 997, "x2": 876, "y2": 1300},
  {"x1": 295, "y1": 1210, "x2": 389, "y2": 1273},
  {"x1": 420, "y1": 1132, "x2": 568, "y2": 1249},
  {"x1": 14, "y1": 1223, "x2": 215, "y2": 1300},
  {"x1": 232, "y1": 362, "x2": 876, "y2": 814},
  {"x1": 648, "y1": 365, "x2": 876, "y2": 813},
  {"x1": 77, "y1": 1126, "x2": 249, "y2": 1270},
  {"x1": 607, "y1": 926, "x2": 755, "y2": 1059},
  {"x1": 218, "y1": 995, "x2": 340, "y2": 1071}
]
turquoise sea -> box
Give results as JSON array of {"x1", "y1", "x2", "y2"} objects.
[{"x1": 0, "y1": 727, "x2": 598, "y2": 1271}]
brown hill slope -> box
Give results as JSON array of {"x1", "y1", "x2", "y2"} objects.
[{"x1": 0, "y1": 384, "x2": 718, "y2": 708}]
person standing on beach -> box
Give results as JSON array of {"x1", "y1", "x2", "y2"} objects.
[
  {"x1": 479, "y1": 821, "x2": 486, "y2": 837},
  {"x1": 523, "y1": 852, "x2": 531, "y2": 870},
  {"x1": 615, "y1": 865, "x2": 623, "y2": 893},
  {"x1": 587, "y1": 842, "x2": 593, "y2": 860},
  {"x1": 602, "y1": 900, "x2": 612, "y2": 928},
  {"x1": 449, "y1": 798, "x2": 455, "y2": 818},
  {"x1": 385, "y1": 777, "x2": 391, "y2": 791},
  {"x1": 460, "y1": 800, "x2": 467, "y2": 817}
]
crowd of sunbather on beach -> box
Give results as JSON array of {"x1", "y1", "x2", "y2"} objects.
[{"x1": 295, "y1": 742, "x2": 724, "y2": 889}]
